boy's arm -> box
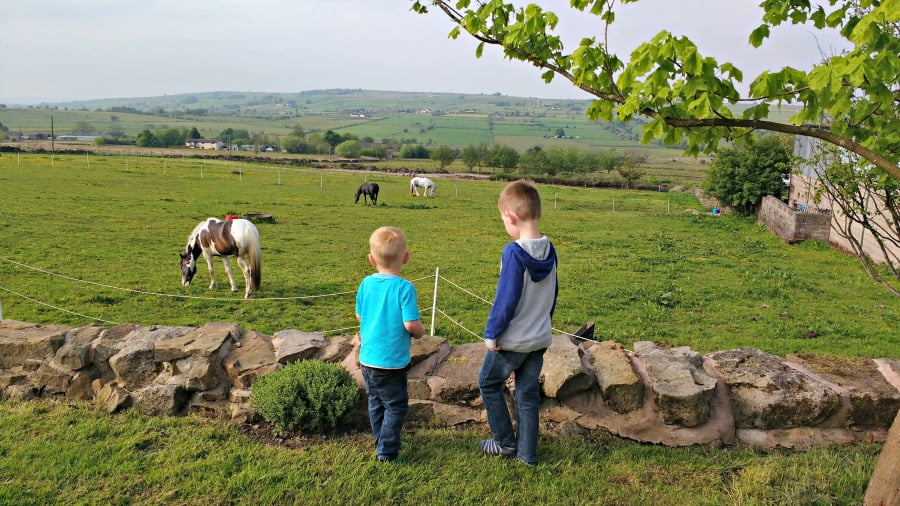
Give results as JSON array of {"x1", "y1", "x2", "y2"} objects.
[
  {"x1": 483, "y1": 244, "x2": 526, "y2": 345},
  {"x1": 404, "y1": 319, "x2": 426, "y2": 339}
]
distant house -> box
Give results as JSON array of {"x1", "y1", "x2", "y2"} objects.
[
  {"x1": 56, "y1": 135, "x2": 103, "y2": 141},
  {"x1": 185, "y1": 138, "x2": 225, "y2": 150}
]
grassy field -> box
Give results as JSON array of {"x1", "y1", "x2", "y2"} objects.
[
  {"x1": 0, "y1": 152, "x2": 896, "y2": 358},
  {"x1": 0, "y1": 401, "x2": 881, "y2": 505},
  {"x1": 0, "y1": 151, "x2": 896, "y2": 505}
]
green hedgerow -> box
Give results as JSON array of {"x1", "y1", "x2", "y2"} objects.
[{"x1": 250, "y1": 360, "x2": 358, "y2": 435}]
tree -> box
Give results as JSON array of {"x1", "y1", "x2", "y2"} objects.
[
  {"x1": 281, "y1": 135, "x2": 308, "y2": 154},
  {"x1": 808, "y1": 144, "x2": 899, "y2": 296},
  {"x1": 521, "y1": 146, "x2": 552, "y2": 175},
  {"x1": 290, "y1": 124, "x2": 305, "y2": 137},
  {"x1": 188, "y1": 127, "x2": 202, "y2": 140},
  {"x1": 334, "y1": 139, "x2": 362, "y2": 158},
  {"x1": 400, "y1": 144, "x2": 430, "y2": 159},
  {"x1": 430, "y1": 145, "x2": 458, "y2": 169},
  {"x1": 135, "y1": 129, "x2": 156, "y2": 147},
  {"x1": 219, "y1": 128, "x2": 235, "y2": 144},
  {"x1": 616, "y1": 157, "x2": 647, "y2": 189},
  {"x1": 488, "y1": 144, "x2": 520, "y2": 173},
  {"x1": 107, "y1": 125, "x2": 125, "y2": 139},
  {"x1": 460, "y1": 143, "x2": 489, "y2": 172},
  {"x1": 323, "y1": 130, "x2": 343, "y2": 149},
  {"x1": 72, "y1": 121, "x2": 97, "y2": 135},
  {"x1": 554, "y1": 127, "x2": 565, "y2": 137},
  {"x1": 703, "y1": 136, "x2": 792, "y2": 214},
  {"x1": 411, "y1": 1, "x2": 899, "y2": 180}
]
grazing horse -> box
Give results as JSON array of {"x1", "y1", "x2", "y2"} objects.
[
  {"x1": 355, "y1": 182, "x2": 379, "y2": 205},
  {"x1": 409, "y1": 176, "x2": 436, "y2": 197},
  {"x1": 180, "y1": 218, "x2": 261, "y2": 299}
]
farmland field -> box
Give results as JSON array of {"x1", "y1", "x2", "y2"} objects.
[{"x1": 0, "y1": 151, "x2": 896, "y2": 359}]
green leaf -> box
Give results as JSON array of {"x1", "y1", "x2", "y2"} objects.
[
  {"x1": 541, "y1": 70, "x2": 555, "y2": 83},
  {"x1": 810, "y1": 7, "x2": 826, "y2": 28},
  {"x1": 825, "y1": 7, "x2": 847, "y2": 27},
  {"x1": 749, "y1": 24, "x2": 770, "y2": 47},
  {"x1": 475, "y1": 42, "x2": 484, "y2": 58}
]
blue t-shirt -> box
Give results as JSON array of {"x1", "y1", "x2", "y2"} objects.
[{"x1": 356, "y1": 273, "x2": 421, "y2": 369}]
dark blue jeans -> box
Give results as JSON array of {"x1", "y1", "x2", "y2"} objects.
[
  {"x1": 361, "y1": 364, "x2": 409, "y2": 460},
  {"x1": 478, "y1": 348, "x2": 546, "y2": 465}
]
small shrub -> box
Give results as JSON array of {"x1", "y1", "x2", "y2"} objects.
[{"x1": 251, "y1": 360, "x2": 358, "y2": 434}]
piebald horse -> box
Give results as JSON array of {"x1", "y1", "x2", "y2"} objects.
[
  {"x1": 180, "y1": 218, "x2": 261, "y2": 298},
  {"x1": 355, "y1": 182, "x2": 379, "y2": 205},
  {"x1": 409, "y1": 176, "x2": 436, "y2": 197}
]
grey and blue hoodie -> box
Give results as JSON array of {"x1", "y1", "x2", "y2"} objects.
[{"x1": 484, "y1": 236, "x2": 558, "y2": 352}]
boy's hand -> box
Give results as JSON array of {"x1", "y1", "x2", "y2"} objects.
[{"x1": 484, "y1": 338, "x2": 500, "y2": 352}]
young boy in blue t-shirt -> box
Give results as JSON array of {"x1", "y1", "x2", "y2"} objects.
[
  {"x1": 356, "y1": 226, "x2": 426, "y2": 462},
  {"x1": 479, "y1": 179, "x2": 558, "y2": 466}
]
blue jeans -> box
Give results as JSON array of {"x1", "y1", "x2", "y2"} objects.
[
  {"x1": 361, "y1": 364, "x2": 409, "y2": 460},
  {"x1": 478, "y1": 348, "x2": 546, "y2": 465}
]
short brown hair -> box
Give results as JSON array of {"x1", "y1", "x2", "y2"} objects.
[
  {"x1": 369, "y1": 226, "x2": 407, "y2": 266},
  {"x1": 498, "y1": 179, "x2": 542, "y2": 220}
]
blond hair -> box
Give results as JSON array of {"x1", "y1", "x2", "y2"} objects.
[
  {"x1": 498, "y1": 179, "x2": 542, "y2": 220},
  {"x1": 369, "y1": 226, "x2": 408, "y2": 266}
]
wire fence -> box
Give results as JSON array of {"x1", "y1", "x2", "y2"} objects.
[{"x1": 0, "y1": 256, "x2": 589, "y2": 341}]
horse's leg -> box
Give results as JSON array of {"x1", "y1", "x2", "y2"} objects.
[
  {"x1": 236, "y1": 255, "x2": 252, "y2": 298},
  {"x1": 203, "y1": 251, "x2": 217, "y2": 290},
  {"x1": 221, "y1": 256, "x2": 238, "y2": 292}
]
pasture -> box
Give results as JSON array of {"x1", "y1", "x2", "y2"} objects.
[
  {"x1": 0, "y1": 151, "x2": 896, "y2": 505},
  {"x1": 0, "y1": 151, "x2": 897, "y2": 359}
]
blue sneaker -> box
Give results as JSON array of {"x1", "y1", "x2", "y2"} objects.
[{"x1": 480, "y1": 439, "x2": 515, "y2": 457}]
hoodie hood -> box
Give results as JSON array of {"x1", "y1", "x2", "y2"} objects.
[{"x1": 512, "y1": 236, "x2": 556, "y2": 282}]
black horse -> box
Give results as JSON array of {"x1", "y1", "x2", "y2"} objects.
[{"x1": 355, "y1": 182, "x2": 379, "y2": 206}]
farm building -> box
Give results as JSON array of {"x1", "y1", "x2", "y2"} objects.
[
  {"x1": 768, "y1": 137, "x2": 899, "y2": 264},
  {"x1": 185, "y1": 138, "x2": 225, "y2": 150}
]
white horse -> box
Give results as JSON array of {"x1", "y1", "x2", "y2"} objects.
[
  {"x1": 180, "y1": 218, "x2": 261, "y2": 298},
  {"x1": 410, "y1": 176, "x2": 436, "y2": 197}
]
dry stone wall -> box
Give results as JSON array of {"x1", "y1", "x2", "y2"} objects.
[{"x1": 1, "y1": 318, "x2": 898, "y2": 450}]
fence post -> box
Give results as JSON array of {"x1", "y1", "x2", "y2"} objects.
[
  {"x1": 0, "y1": 297, "x2": 3, "y2": 320},
  {"x1": 430, "y1": 267, "x2": 439, "y2": 336}
]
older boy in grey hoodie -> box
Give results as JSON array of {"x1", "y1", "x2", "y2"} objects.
[{"x1": 478, "y1": 179, "x2": 558, "y2": 466}]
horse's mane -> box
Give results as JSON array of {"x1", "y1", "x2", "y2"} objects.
[{"x1": 186, "y1": 218, "x2": 217, "y2": 252}]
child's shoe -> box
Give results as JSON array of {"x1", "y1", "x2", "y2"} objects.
[{"x1": 480, "y1": 439, "x2": 515, "y2": 457}]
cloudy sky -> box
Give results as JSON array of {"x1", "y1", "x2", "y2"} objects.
[{"x1": 0, "y1": 0, "x2": 849, "y2": 104}]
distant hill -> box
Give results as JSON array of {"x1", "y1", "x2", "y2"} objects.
[{"x1": 46, "y1": 89, "x2": 593, "y2": 119}]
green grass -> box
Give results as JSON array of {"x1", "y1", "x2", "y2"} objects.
[
  {"x1": 0, "y1": 152, "x2": 897, "y2": 358},
  {"x1": 0, "y1": 400, "x2": 880, "y2": 505},
  {"x1": 0, "y1": 152, "x2": 894, "y2": 505}
]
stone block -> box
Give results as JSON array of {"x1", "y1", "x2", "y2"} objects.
[
  {"x1": 634, "y1": 341, "x2": 717, "y2": 427},
  {"x1": 542, "y1": 335, "x2": 595, "y2": 399},
  {"x1": 708, "y1": 348, "x2": 842, "y2": 429},
  {"x1": 788, "y1": 353, "x2": 900, "y2": 429},
  {"x1": 586, "y1": 340, "x2": 643, "y2": 413}
]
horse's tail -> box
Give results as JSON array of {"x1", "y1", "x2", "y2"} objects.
[{"x1": 247, "y1": 227, "x2": 262, "y2": 291}]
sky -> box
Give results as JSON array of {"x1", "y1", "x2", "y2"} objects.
[{"x1": 0, "y1": 0, "x2": 851, "y2": 104}]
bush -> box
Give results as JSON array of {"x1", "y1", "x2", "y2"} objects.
[{"x1": 251, "y1": 360, "x2": 358, "y2": 434}]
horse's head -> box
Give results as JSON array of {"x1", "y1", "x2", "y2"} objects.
[{"x1": 179, "y1": 250, "x2": 196, "y2": 286}]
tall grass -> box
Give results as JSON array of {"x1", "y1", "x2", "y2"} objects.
[{"x1": 0, "y1": 152, "x2": 897, "y2": 358}]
